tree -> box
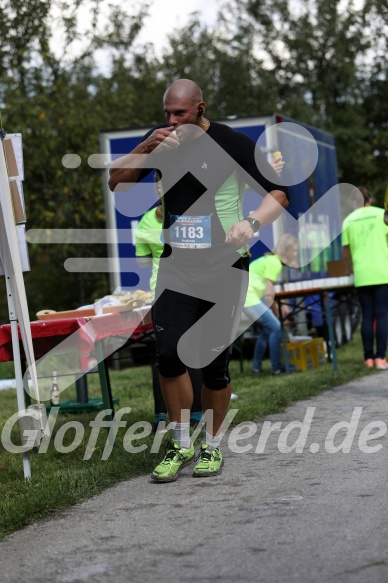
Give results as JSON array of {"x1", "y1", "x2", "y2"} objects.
[
  {"x1": 158, "y1": 15, "x2": 281, "y2": 119},
  {"x1": 0, "y1": 0, "x2": 386, "y2": 324},
  {"x1": 0, "y1": 0, "x2": 152, "y2": 319},
  {"x1": 157, "y1": 0, "x2": 388, "y2": 198},
  {"x1": 227, "y1": 0, "x2": 388, "y2": 192}
]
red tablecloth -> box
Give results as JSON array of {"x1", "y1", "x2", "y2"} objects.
[{"x1": 0, "y1": 307, "x2": 153, "y2": 364}]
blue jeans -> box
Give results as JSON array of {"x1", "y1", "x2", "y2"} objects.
[
  {"x1": 244, "y1": 303, "x2": 282, "y2": 372},
  {"x1": 357, "y1": 284, "x2": 388, "y2": 360}
]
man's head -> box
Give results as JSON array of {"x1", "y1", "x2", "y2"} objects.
[
  {"x1": 358, "y1": 186, "x2": 373, "y2": 206},
  {"x1": 163, "y1": 79, "x2": 205, "y2": 128},
  {"x1": 274, "y1": 234, "x2": 299, "y2": 267},
  {"x1": 351, "y1": 186, "x2": 373, "y2": 209}
]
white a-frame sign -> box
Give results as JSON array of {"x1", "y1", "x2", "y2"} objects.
[{"x1": 0, "y1": 129, "x2": 48, "y2": 479}]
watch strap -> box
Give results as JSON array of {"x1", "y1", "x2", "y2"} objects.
[{"x1": 243, "y1": 216, "x2": 260, "y2": 232}]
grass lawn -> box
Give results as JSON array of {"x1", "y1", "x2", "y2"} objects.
[{"x1": 0, "y1": 330, "x2": 376, "y2": 539}]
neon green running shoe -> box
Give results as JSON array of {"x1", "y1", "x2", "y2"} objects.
[
  {"x1": 151, "y1": 440, "x2": 195, "y2": 483},
  {"x1": 192, "y1": 443, "x2": 224, "y2": 477}
]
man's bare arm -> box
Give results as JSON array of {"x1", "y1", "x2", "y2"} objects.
[
  {"x1": 247, "y1": 190, "x2": 289, "y2": 227},
  {"x1": 108, "y1": 126, "x2": 178, "y2": 192},
  {"x1": 225, "y1": 190, "x2": 288, "y2": 247}
]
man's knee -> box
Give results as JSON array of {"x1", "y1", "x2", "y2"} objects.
[
  {"x1": 157, "y1": 348, "x2": 186, "y2": 378},
  {"x1": 201, "y1": 373, "x2": 230, "y2": 391}
]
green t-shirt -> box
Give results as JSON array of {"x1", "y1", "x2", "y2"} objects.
[
  {"x1": 244, "y1": 254, "x2": 282, "y2": 307},
  {"x1": 135, "y1": 208, "x2": 163, "y2": 297},
  {"x1": 342, "y1": 206, "x2": 388, "y2": 287}
]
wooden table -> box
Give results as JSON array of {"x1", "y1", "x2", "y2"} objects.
[
  {"x1": 0, "y1": 307, "x2": 153, "y2": 419},
  {"x1": 274, "y1": 278, "x2": 356, "y2": 373}
]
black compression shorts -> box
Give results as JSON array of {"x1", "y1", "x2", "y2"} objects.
[{"x1": 153, "y1": 249, "x2": 249, "y2": 390}]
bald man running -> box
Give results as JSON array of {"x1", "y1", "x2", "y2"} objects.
[{"x1": 109, "y1": 79, "x2": 289, "y2": 482}]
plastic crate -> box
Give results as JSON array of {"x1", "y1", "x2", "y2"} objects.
[
  {"x1": 310, "y1": 337, "x2": 327, "y2": 367},
  {"x1": 282, "y1": 340, "x2": 314, "y2": 371}
]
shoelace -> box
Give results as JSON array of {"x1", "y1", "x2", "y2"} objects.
[
  {"x1": 194, "y1": 448, "x2": 212, "y2": 463},
  {"x1": 161, "y1": 443, "x2": 186, "y2": 465}
]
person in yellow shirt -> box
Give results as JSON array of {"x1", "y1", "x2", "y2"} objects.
[{"x1": 244, "y1": 234, "x2": 298, "y2": 374}]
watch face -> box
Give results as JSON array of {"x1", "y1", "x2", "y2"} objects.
[{"x1": 245, "y1": 217, "x2": 260, "y2": 231}]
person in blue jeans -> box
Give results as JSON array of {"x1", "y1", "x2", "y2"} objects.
[
  {"x1": 245, "y1": 300, "x2": 283, "y2": 374},
  {"x1": 244, "y1": 235, "x2": 298, "y2": 374}
]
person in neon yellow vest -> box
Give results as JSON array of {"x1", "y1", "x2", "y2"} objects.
[
  {"x1": 244, "y1": 234, "x2": 298, "y2": 374},
  {"x1": 342, "y1": 186, "x2": 388, "y2": 369}
]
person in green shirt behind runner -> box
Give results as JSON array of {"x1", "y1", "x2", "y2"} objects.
[
  {"x1": 342, "y1": 186, "x2": 388, "y2": 369},
  {"x1": 244, "y1": 234, "x2": 298, "y2": 374},
  {"x1": 135, "y1": 177, "x2": 203, "y2": 431}
]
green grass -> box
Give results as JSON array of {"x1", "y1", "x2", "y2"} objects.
[{"x1": 0, "y1": 331, "x2": 376, "y2": 539}]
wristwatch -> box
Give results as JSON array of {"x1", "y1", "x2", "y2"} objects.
[{"x1": 243, "y1": 216, "x2": 261, "y2": 233}]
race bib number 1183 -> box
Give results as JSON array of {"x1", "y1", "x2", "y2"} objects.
[{"x1": 170, "y1": 214, "x2": 211, "y2": 249}]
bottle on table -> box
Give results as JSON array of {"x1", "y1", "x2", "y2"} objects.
[{"x1": 50, "y1": 371, "x2": 60, "y2": 406}]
